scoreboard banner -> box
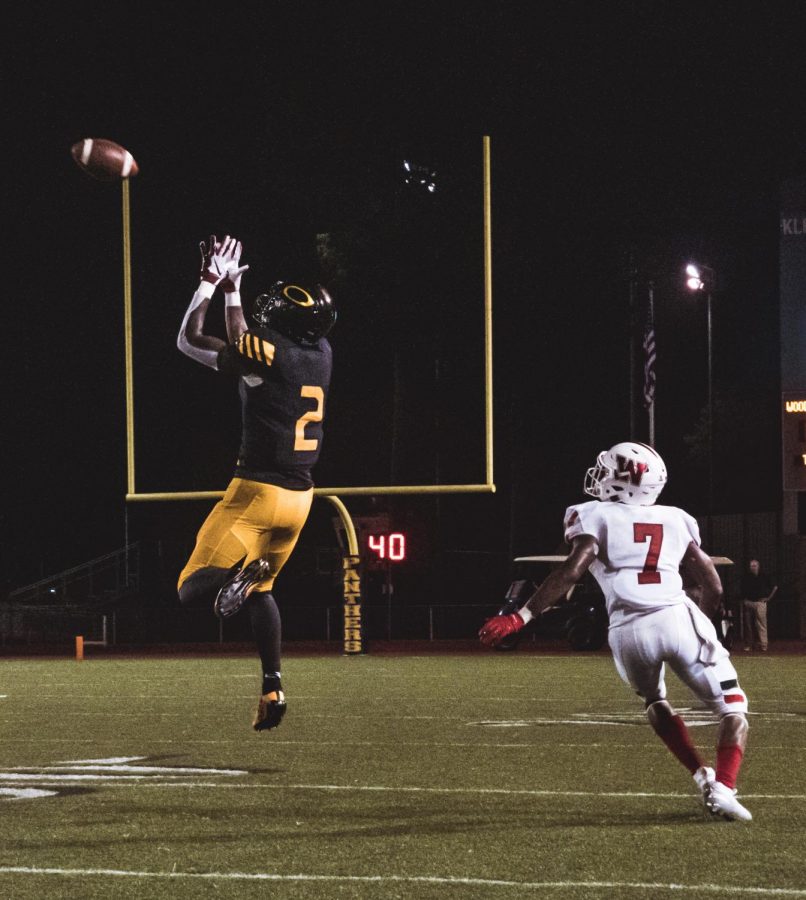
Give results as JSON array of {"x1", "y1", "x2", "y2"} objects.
[
  {"x1": 780, "y1": 176, "x2": 806, "y2": 394},
  {"x1": 782, "y1": 393, "x2": 806, "y2": 491},
  {"x1": 780, "y1": 177, "x2": 806, "y2": 497}
]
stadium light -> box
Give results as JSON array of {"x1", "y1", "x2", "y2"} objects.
[
  {"x1": 686, "y1": 264, "x2": 704, "y2": 291},
  {"x1": 402, "y1": 159, "x2": 437, "y2": 193},
  {"x1": 685, "y1": 262, "x2": 715, "y2": 293}
]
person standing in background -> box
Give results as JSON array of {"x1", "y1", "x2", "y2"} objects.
[{"x1": 741, "y1": 559, "x2": 777, "y2": 652}]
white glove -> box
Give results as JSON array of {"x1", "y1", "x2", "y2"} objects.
[
  {"x1": 222, "y1": 238, "x2": 249, "y2": 294},
  {"x1": 199, "y1": 234, "x2": 248, "y2": 287},
  {"x1": 199, "y1": 234, "x2": 223, "y2": 285}
]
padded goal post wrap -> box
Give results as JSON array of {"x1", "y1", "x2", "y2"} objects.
[{"x1": 343, "y1": 555, "x2": 362, "y2": 654}]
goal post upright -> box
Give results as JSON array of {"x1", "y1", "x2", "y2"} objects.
[
  {"x1": 123, "y1": 177, "x2": 135, "y2": 497},
  {"x1": 483, "y1": 135, "x2": 494, "y2": 487}
]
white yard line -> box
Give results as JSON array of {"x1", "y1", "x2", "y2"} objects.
[
  {"x1": 0, "y1": 738, "x2": 801, "y2": 751},
  {"x1": 0, "y1": 867, "x2": 803, "y2": 895},
  {"x1": 144, "y1": 782, "x2": 806, "y2": 800},
  {"x1": 13, "y1": 764, "x2": 247, "y2": 775},
  {"x1": 0, "y1": 788, "x2": 57, "y2": 800}
]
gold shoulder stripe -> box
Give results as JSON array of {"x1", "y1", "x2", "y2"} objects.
[
  {"x1": 251, "y1": 334, "x2": 263, "y2": 362},
  {"x1": 236, "y1": 332, "x2": 274, "y2": 366}
]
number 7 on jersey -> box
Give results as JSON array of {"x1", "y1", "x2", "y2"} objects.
[{"x1": 634, "y1": 523, "x2": 663, "y2": 584}]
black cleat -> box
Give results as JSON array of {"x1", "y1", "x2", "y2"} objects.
[
  {"x1": 253, "y1": 690, "x2": 287, "y2": 731},
  {"x1": 214, "y1": 559, "x2": 271, "y2": 619}
]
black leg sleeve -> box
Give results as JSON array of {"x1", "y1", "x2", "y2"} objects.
[
  {"x1": 248, "y1": 590, "x2": 282, "y2": 674},
  {"x1": 178, "y1": 565, "x2": 237, "y2": 607}
]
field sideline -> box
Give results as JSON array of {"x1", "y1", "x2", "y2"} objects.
[{"x1": 0, "y1": 650, "x2": 804, "y2": 899}]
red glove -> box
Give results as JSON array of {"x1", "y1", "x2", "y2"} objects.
[{"x1": 479, "y1": 612, "x2": 525, "y2": 647}]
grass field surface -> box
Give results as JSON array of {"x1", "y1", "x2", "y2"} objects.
[{"x1": 0, "y1": 648, "x2": 804, "y2": 898}]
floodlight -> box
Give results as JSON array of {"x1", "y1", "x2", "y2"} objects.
[
  {"x1": 402, "y1": 159, "x2": 437, "y2": 193},
  {"x1": 684, "y1": 261, "x2": 715, "y2": 292}
]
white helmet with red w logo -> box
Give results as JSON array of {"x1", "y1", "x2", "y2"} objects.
[{"x1": 584, "y1": 441, "x2": 667, "y2": 506}]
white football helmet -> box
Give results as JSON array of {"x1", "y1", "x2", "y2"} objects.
[{"x1": 584, "y1": 441, "x2": 667, "y2": 506}]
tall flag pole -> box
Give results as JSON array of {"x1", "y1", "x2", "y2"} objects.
[
  {"x1": 627, "y1": 249, "x2": 638, "y2": 441},
  {"x1": 643, "y1": 284, "x2": 657, "y2": 446}
]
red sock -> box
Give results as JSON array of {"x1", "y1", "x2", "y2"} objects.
[
  {"x1": 653, "y1": 714, "x2": 705, "y2": 774},
  {"x1": 716, "y1": 744, "x2": 744, "y2": 789}
]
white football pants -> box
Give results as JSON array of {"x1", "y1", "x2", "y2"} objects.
[{"x1": 608, "y1": 601, "x2": 748, "y2": 717}]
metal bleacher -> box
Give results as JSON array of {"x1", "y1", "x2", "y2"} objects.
[{"x1": 2, "y1": 545, "x2": 140, "y2": 646}]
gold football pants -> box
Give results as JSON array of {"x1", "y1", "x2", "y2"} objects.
[{"x1": 178, "y1": 477, "x2": 314, "y2": 593}]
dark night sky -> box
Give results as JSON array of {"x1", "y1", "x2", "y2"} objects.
[{"x1": 5, "y1": 2, "x2": 806, "y2": 592}]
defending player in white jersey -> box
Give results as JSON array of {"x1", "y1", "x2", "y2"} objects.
[{"x1": 479, "y1": 441, "x2": 752, "y2": 822}]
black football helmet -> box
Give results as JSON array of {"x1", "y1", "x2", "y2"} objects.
[{"x1": 253, "y1": 281, "x2": 336, "y2": 345}]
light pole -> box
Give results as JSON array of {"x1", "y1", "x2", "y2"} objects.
[{"x1": 685, "y1": 263, "x2": 716, "y2": 512}]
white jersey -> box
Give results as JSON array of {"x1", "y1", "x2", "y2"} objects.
[{"x1": 563, "y1": 499, "x2": 701, "y2": 627}]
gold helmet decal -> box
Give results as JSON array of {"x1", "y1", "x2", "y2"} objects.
[{"x1": 283, "y1": 285, "x2": 315, "y2": 307}]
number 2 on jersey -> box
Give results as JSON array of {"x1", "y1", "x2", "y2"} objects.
[
  {"x1": 634, "y1": 523, "x2": 663, "y2": 584},
  {"x1": 294, "y1": 386, "x2": 324, "y2": 451}
]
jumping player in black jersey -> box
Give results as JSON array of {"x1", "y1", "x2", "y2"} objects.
[{"x1": 176, "y1": 235, "x2": 335, "y2": 731}]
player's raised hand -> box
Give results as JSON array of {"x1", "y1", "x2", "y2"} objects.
[
  {"x1": 199, "y1": 234, "x2": 220, "y2": 282},
  {"x1": 478, "y1": 612, "x2": 525, "y2": 647},
  {"x1": 221, "y1": 238, "x2": 249, "y2": 293},
  {"x1": 200, "y1": 235, "x2": 244, "y2": 287}
]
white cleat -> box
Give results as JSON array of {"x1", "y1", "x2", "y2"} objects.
[
  {"x1": 704, "y1": 780, "x2": 753, "y2": 822},
  {"x1": 693, "y1": 765, "x2": 715, "y2": 805}
]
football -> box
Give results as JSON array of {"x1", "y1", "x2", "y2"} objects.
[{"x1": 70, "y1": 138, "x2": 139, "y2": 181}]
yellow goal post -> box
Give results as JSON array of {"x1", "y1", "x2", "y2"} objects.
[{"x1": 120, "y1": 137, "x2": 496, "y2": 653}]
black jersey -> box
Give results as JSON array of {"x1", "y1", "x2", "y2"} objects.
[{"x1": 218, "y1": 326, "x2": 332, "y2": 489}]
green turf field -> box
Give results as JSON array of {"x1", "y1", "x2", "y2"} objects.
[{"x1": 0, "y1": 650, "x2": 803, "y2": 898}]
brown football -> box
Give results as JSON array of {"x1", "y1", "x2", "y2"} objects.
[{"x1": 70, "y1": 138, "x2": 139, "y2": 181}]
